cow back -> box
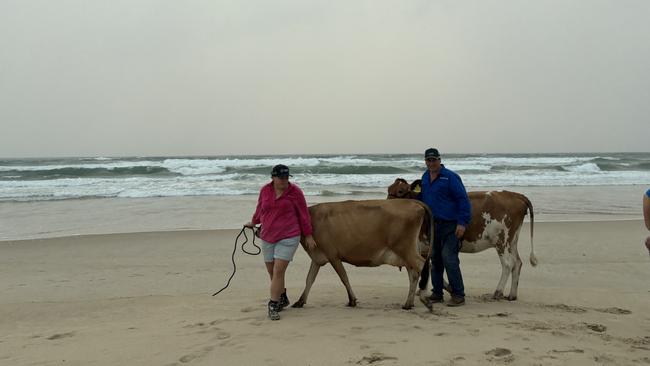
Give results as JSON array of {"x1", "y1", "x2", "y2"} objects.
[
  {"x1": 464, "y1": 191, "x2": 530, "y2": 242},
  {"x1": 307, "y1": 200, "x2": 426, "y2": 266}
]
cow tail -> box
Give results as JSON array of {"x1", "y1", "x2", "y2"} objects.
[{"x1": 518, "y1": 193, "x2": 537, "y2": 267}]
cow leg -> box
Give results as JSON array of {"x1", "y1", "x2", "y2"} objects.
[
  {"x1": 442, "y1": 280, "x2": 452, "y2": 294},
  {"x1": 507, "y1": 232, "x2": 523, "y2": 301},
  {"x1": 404, "y1": 263, "x2": 421, "y2": 310},
  {"x1": 292, "y1": 260, "x2": 321, "y2": 308},
  {"x1": 493, "y1": 250, "x2": 515, "y2": 300},
  {"x1": 418, "y1": 258, "x2": 430, "y2": 295},
  {"x1": 329, "y1": 258, "x2": 357, "y2": 307}
]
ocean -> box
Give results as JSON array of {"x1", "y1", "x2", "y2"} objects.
[
  {"x1": 1, "y1": 153, "x2": 649, "y2": 240},
  {"x1": 2, "y1": 153, "x2": 650, "y2": 201}
]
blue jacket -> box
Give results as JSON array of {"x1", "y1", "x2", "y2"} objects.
[{"x1": 418, "y1": 165, "x2": 472, "y2": 227}]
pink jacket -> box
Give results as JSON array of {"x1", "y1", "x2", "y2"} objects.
[{"x1": 251, "y1": 182, "x2": 313, "y2": 243}]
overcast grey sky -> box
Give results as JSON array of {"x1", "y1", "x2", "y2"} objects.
[{"x1": 1, "y1": 1, "x2": 648, "y2": 157}]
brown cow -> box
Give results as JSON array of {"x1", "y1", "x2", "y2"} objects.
[
  {"x1": 387, "y1": 178, "x2": 537, "y2": 300},
  {"x1": 292, "y1": 199, "x2": 433, "y2": 309}
]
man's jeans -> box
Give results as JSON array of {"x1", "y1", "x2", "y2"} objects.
[{"x1": 431, "y1": 220, "x2": 465, "y2": 298}]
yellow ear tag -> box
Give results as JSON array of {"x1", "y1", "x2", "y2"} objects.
[{"x1": 413, "y1": 185, "x2": 421, "y2": 193}]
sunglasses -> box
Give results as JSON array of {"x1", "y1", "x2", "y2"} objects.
[{"x1": 425, "y1": 158, "x2": 440, "y2": 162}]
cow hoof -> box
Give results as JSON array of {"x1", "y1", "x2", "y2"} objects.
[
  {"x1": 402, "y1": 304, "x2": 413, "y2": 310},
  {"x1": 492, "y1": 291, "x2": 504, "y2": 300},
  {"x1": 292, "y1": 300, "x2": 305, "y2": 308},
  {"x1": 347, "y1": 299, "x2": 357, "y2": 307},
  {"x1": 507, "y1": 296, "x2": 517, "y2": 301}
]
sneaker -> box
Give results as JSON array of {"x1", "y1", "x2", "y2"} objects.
[
  {"x1": 447, "y1": 296, "x2": 465, "y2": 307},
  {"x1": 278, "y1": 291, "x2": 290, "y2": 311},
  {"x1": 268, "y1": 300, "x2": 281, "y2": 320}
]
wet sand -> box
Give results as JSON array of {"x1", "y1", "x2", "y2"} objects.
[{"x1": 1, "y1": 184, "x2": 646, "y2": 241}]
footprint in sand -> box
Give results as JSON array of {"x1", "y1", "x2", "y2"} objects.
[
  {"x1": 215, "y1": 331, "x2": 231, "y2": 340},
  {"x1": 477, "y1": 294, "x2": 500, "y2": 302},
  {"x1": 478, "y1": 312, "x2": 510, "y2": 318},
  {"x1": 622, "y1": 336, "x2": 650, "y2": 350},
  {"x1": 544, "y1": 303, "x2": 587, "y2": 313},
  {"x1": 552, "y1": 348, "x2": 584, "y2": 354},
  {"x1": 240, "y1": 306, "x2": 256, "y2": 313},
  {"x1": 47, "y1": 332, "x2": 75, "y2": 340},
  {"x1": 179, "y1": 354, "x2": 199, "y2": 363},
  {"x1": 183, "y1": 322, "x2": 206, "y2": 329},
  {"x1": 516, "y1": 321, "x2": 552, "y2": 331},
  {"x1": 430, "y1": 308, "x2": 458, "y2": 318},
  {"x1": 178, "y1": 346, "x2": 215, "y2": 364},
  {"x1": 355, "y1": 352, "x2": 398, "y2": 365},
  {"x1": 584, "y1": 323, "x2": 607, "y2": 333},
  {"x1": 594, "y1": 354, "x2": 615, "y2": 363},
  {"x1": 485, "y1": 348, "x2": 514, "y2": 362},
  {"x1": 209, "y1": 319, "x2": 226, "y2": 326},
  {"x1": 594, "y1": 307, "x2": 632, "y2": 315}
]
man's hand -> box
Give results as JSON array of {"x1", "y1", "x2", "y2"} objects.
[
  {"x1": 244, "y1": 222, "x2": 255, "y2": 228},
  {"x1": 455, "y1": 225, "x2": 466, "y2": 239},
  {"x1": 305, "y1": 235, "x2": 318, "y2": 250}
]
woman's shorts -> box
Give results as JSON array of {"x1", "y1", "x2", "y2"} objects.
[{"x1": 262, "y1": 236, "x2": 300, "y2": 263}]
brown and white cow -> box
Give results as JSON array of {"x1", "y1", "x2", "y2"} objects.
[
  {"x1": 292, "y1": 199, "x2": 433, "y2": 310},
  {"x1": 387, "y1": 178, "x2": 537, "y2": 300}
]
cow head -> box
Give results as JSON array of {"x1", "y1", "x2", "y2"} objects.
[
  {"x1": 387, "y1": 178, "x2": 422, "y2": 199},
  {"x1": 387, "y1": 178, "x2": 411, "y2": 199}
]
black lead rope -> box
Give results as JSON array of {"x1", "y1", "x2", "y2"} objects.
[{"x1": 212, "y1": 226, "x2": 261, "y2": 296}]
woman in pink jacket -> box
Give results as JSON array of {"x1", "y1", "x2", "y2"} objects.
[{"x1": 245, "y1": 164, "x2": 317, "y2": 320}]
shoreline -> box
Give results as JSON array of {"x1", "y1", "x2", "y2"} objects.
[
  {"x1": 1, "y1": 215, "x2": 646, "y2": 244},
  {"x1": 2, "y1": 184, "x2": 647, "y2": 241}
]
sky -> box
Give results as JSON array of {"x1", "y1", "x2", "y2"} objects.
[{"x1": 1, "y1": 0, "x2": 649, "y2": 157}]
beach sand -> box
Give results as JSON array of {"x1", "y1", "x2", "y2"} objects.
[{"x1": 1, "y1": 221, "x2": 650, "y2": 365}]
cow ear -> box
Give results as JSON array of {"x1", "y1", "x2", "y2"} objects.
[{"x1": 410, "y1": 179, "x2": 421, "y2": 190}]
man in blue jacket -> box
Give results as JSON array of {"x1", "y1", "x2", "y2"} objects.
[{"x1": 418, "y1": 148, "x2": 472, "y2": 307}]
